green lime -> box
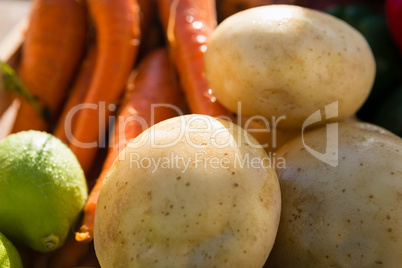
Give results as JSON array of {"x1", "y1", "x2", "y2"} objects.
[
  {"x1": 0, "y1": 232, "x2": 22, "y2": 268},
  {"x1": 0, "y1": 130, "x2": 87, "y2": 253}
]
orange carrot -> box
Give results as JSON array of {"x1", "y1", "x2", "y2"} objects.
[
  {"x1": 157, "y1": 0, "x2": 234, "y2": 120},
  {"x1": 76, "y1": 48, "x2": 185, "y2": 242},
  {"x1": 12, "y1": 0, "x2": 88, "y2": 133},
  {"x1": 53, "y1": 45, "x2": 97, "y2": 144},
  {"x1": 68, "y1": 0, "x2": 141, "y2": 175}
]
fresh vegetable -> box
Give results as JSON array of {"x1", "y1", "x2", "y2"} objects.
[
  {"x1": 68, "y1": 0, "x2": 141, "y2": 175},
  {"x1": 11, "y1": 0, "x2": 88, "y2": 133},
  {"x1": 94, "y1": 114, "x2": 281, "y2": 267},
  {"x1": 1, "y1": 0, "x2": 402, "y2": 265},
  {"x1": 76, "y1": 48, "x2": 185, "y2": 243},
  {"x1": 53, "y1": 45, "x2": 97, "y2": 144},
  {"x1": 268, "y1": 121, "x2": 402, "y2": 267},
  {"x1": 204, "y1": 5, "x2": 375, "y2": 129},
  {"x1": 157, "y1": 0, "x2": 234, "y2": 120}
]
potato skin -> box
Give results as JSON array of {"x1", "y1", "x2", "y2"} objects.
[
  {"x1": 204, "y1": 5, "x2": 375, "y2": 129},
  {"x1": 94, "y1": 115, "x2": 281, "y2": 267},
  {"x1": 266, "y1": 121, "x2": 402, "y2": 267}
]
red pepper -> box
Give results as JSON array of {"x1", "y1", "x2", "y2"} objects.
[{"x1": 386, "y1": 0, "x2": 402, "y2": 53}]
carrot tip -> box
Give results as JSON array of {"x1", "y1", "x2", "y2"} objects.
[{"x1": 75, "y1": 231, "x2": 93, "y2": 243}]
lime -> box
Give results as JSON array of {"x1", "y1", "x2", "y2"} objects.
[
  {"x1": 0, "y1": 130, "x2": 87, "y2": 253},
  {"x1": 0, "y1": 232, "x2": 22, "y2": 268}
]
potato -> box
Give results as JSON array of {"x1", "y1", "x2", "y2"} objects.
[
  {"x1": 266, "y1": 121, "x2": 402, "y2": 267},
  {"x1": 204, "y1": 5, "x2": 375, "y2": 129},
  {"x1": 94, "y1": 114, "x2": 281, "y2": 267}
]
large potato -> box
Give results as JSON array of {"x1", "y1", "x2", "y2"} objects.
[
  {"x1": 204, "y1": 5, "x2": 375, "y2": 129},
  {"x1": 94, "y1": 114, "x2": 281, "y2": 267},
  {"x1": 267, "y1": 121, "x2": 402, "y2": 267}
]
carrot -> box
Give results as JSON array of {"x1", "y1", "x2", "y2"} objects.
[
  {"x1": 53, "y1": 45, "x2": 97, "y2": 144},
  {"x1": 157, "y1": 0, "x2": 234, "y2": 120},
  {"x1": 76, "y1": 47, "x2": 185, "y2": 242},
  {"x1": 68, "y1": 0, "x2": 141, "y2": 175},
  {"x1": 11, "y1": 0, "x2": 88, "y2": 133}
]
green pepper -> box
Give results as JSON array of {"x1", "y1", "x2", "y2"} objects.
[{"x1": 327, "y1": 3, "x2": 402, "y2": 121}]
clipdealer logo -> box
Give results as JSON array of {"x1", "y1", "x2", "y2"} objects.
[
  {"x1": 302, "y1": 101, "x2": 339, "y2": 167},
  {"x1": 128, "y1": 151, "x2": 285, "y2": 174},
  {"x1": 63, "y1": 100, "x2": 339, "y2": 169}
]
